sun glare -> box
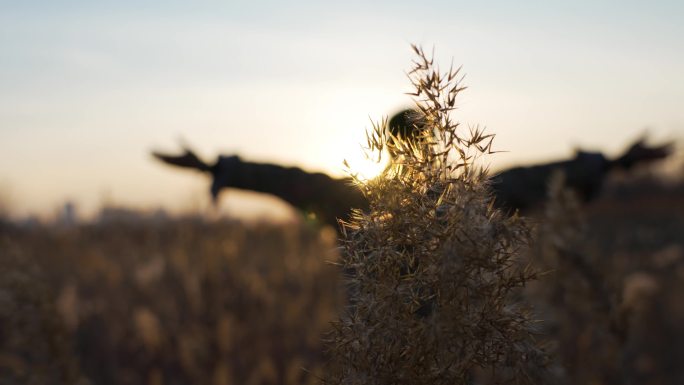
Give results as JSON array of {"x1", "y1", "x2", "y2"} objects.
[{"x1": 344, "y1": 148, "x2": 388, "y2": 182}]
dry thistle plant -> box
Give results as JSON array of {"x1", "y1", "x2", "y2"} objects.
[{"x1": 326, "y1": 46, "x2": 546, "y2": 385}]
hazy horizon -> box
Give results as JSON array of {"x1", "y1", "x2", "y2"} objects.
[{"x1": 2, "y1": 1, "x2": 683, "y2": 220}]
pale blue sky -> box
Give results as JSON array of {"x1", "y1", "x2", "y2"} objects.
[{"x1": 1, "y1": 1, "x2": 682, "y2": 218}]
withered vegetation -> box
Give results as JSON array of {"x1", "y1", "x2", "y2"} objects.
[
  {"x1": 325, "y1": 46, "x2": 547, "y2": 385},
  {"x1": 0, "y1": 218, "x2": 340, "y2": 385}
]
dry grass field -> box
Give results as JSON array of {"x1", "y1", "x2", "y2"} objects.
[
  {"x1": 531, "y1": 172, "x2": 684, "y2": 385},
  {"x1": 0, "y1": 217, "x2": 341, "y2": 385},
  {"x1": 1, "y1": 172, "x2": 683, "y2": 385}
]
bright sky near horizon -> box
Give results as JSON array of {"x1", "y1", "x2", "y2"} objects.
[{"x1": 1, "y1": 1, "x2": 683, "y2": 219}]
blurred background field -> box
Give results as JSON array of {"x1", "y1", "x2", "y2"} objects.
[
  {"x1": 0, "y1": 214, "x2": 341, "y2": 385},
  {"x1": 1, "y1": 166, "x2": 684, "y2": 384}
]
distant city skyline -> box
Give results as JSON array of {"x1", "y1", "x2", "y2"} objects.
[{"x1": 1, "y1": 1, "x2": 683, "y2": 219}]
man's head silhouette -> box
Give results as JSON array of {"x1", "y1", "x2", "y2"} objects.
[{"x1": 387, "y1": 109, "x2": 426, "y2": 148}]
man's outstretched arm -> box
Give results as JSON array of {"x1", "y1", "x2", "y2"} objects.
[
  {"x1": 490, "y1": 138, "x2": 673, "y2": 212},
  {"x1": 209, "y1": 155, "x2": 368, "y2": 226},
  {"x1": 153, "y1": 149, "x2": 367, "y2": 227}
]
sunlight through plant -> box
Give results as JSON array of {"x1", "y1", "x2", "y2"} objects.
[{"x1": 326, "y1": 45, "x2": 548, "y2": 385}]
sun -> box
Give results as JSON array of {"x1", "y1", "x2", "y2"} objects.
[{"x1": 343, "y1": 148, "x2": 389, "y2": 182}]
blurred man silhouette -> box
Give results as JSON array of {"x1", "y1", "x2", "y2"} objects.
[{"x1": 153, "y1": 109, "x2": 672, "y2": 227}]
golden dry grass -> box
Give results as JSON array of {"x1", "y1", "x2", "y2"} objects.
[
  {"x1": 1, "y1": 175, "x2": 684, "y2": 385},
  {"x1": 0, "y1": 218, "x2": 341, "y2": 385}
]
